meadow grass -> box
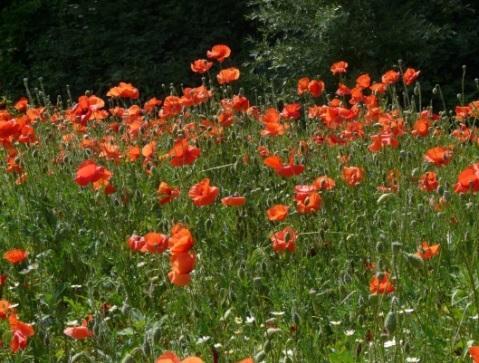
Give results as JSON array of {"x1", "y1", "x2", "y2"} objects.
[{"x1": 0, "y1": 53, "x2": 478, "y2": 362}]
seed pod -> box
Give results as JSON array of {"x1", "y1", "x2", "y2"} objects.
[
  {"x1": 391, "y1": 241, "x2": 402, "y2": 253},
  {"x1": 263, "y1": 338, "x2": 272, "y2": 352},
  {"x1": 254, "y1": 351, "x2": 266, "y2": 362},
  {"x1": 384, "y1": 311, "x2": 397, "y2": 334},
  {"x1": 121, "y1": 353, "x2": 135, "y2": 363}
]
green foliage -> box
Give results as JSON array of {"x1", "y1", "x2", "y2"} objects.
[{"x1": 247, "y1": 0, "x2": 479, "y2": 101}]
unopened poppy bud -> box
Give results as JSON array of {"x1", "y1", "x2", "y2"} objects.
[
  {"x1": 151, "y1": 325, "x2": 162, "y2": 342},
  {"x1": 404, "y1": 252, "x2": 424, "y2": 268},
  {"x1": 437, "y1": 186, "x2": 445, "y2": 195},
  {"x1": 414, "y1": 82, "x2": 420, "y2": 95},
  {"x1": 376, "y1": 241, "x2": 385, "y2": 252},
  {"x1": 432, "y1": 86, "x2": 438, "y2": 95},
  {"x1": 120, "y1": 303, "x2": 129, "y2": 315},
  {"x1": 292, "y1": 311, "x2": 300, "y2": 325},
  {"x1": 391, "y1": 241, "x2": 402, "y2": 253},
  {"x1": 475, "y1": 78, "x2": 479, "y2": 88},
  {"x1": 142, "y1": 339, "x2": 151, "y2": 356},
  {"x1": 121, "y1": 353, "x2": 135, "y2": 363},
  {"x1": 384, "y1": 311, "x2": 397, "y2": 334},
  {"x1": 255, "y1": 351, "x2": 266, "y2": 362},
  {"x1": 462, "y1": 64, "x2": 467, "y2": 71},
  {"x1": 263, "y1": 338, "x2": 272, "y2": 352},
  {"x1": 457, "y1": 93, "x2": 462, "y2": 101}
]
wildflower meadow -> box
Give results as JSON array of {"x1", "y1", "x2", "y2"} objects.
[{"x1": 1, "y1": 42, "x2": 479, "y2": 362}]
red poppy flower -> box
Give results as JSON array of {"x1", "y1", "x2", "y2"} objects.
[
  {"x1": 312, "y1": 176, "x2": 336, "y2": 191},
  {"x1": 217, "y1": 67, "x2": 240, "y2": 84},
  {"x1": 308, "y1": 79, "x2": 325, "y2": 97},
  {"x1": 403, "y1": 67, "x2": 420, "y2": 86},
  {"x1": 170, "y1": 251, "x2": 196, "y2": 275},
  {"x1": 281, "y1": 103, "x2": 302, "y2": 120},
  {"x1": 141, "y1": 232, "x2": 169, "y2": 254},
  {"x1": 143, "y1": 97, "x2": 162, "y2": 113},
  {"x1": 156, "y1": 351, "x2": 204, "y2": 363},
  {"x1": 127, "y1": 234, "x2": 145, "y2": 252},
  {"x1": 3, "y1": 249, "x2": 28, "y2": 265},
  {"x1": 369, "y1": 273, "x2": 395, "y2": 295},
  {"x1": 168, "y1": 224, "x2": 195, "y2": 254},
  {"x1": 167, "y1": 271, "x2": 192, "y2": 287},
  {"x1": 267, "y1": 204, "x2": 289, "y2": 222},
  {"x1": 330, "y1": 61, "x2": 348, "y2": 75},
  {"x1": 297, "y1": 77, "x2": 310, "y2": 95},
  {"x1": 106, "y1": 82, "x2": 139, "y2": 99},
  {"x1": 221, "y1": 196, "x2": 246, "y2": 207},
  {"x1": 188, "y1": 178, "x2": 219, "y2": 206},
  {"x1": 64, "y1": 321, "x2": 93, "y2": 340},
  {"x1": 168, "y1": 138, "x2": 200, "y2": 167},
  {"x1": 157, "y1": 182, "x2": 180, "y2": 205},
  {"x1": 160, "y1": 96, "x2": 183, "y2": 118},
  {"x1": 237, "y1": 359, "x2": 254, "y2": 363},
  {"x1": 263, "y1": 155, "x2": 304, "y2": 178},
  {"x1": 424, "y1": 146, "x2": 453, "y2": 166},
  {"x1": 271, "y1": 226, "x2": 297, "y2": 253},
  {"x1": 356, "y1": 74, "x2": 371, "y2": 89},
  {"x1": 294, "y1": 185, "x2": 321, "y2": 214},
  {"x1": 415, "y1": 241, "x2": 440, "y2": 260},
  {"x1": 370, "y1": 82, "x2": 386, "y2": 94},
  {"x1": 412, "y1": 117, "x2": 430, "y2": 137},
  {"x1": 0, "y1": 299, "x2": 11, "y2": 319},
  {"x1": 74, "y1": 160, "x2": 105, "y2": 186},
  {"x1": 418, "y1": 171, "x2": 439, "y2": 192},
  {"x1": 191, "y1": 59, "x2": 213, "y2": 74},
  {"x1": 207, "y1": 44, "x2": 231, "y2": 62},
  {"x1": 342, "y1": 166, "x2": 364, "y2": 187},
  {"x1": 469, "y1": 346, "x2": 479, "y2": 363},
  {"x1": 14, "y1": 97, "x2": 28, "y2": 113},
  {"x1": 9, "y1": 315, "x2": 34, "y2": 353},
  {"x1": 381, "y1": 70, "x2": 400, "y2": 85},
  {"x1": 368, "y1": 131, "x2": 399, "y2": 153},
  {"x1": 454, "y1": 163, "x2": 479, "y2": 193}
]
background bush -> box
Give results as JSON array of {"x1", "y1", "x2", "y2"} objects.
[
  {"x1": 247, "y1": 0, "x2": 479, "y2": 103},
  {"x1": 0, "y1": 0, "x2": 478, "y2": 103},
  {"x1": 0, "y1": 0, "x2": 253, "y2": 99}
]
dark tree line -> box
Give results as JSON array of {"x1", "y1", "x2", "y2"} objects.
[{"x1": 1, "y1": 0, "x2": 478, "y2": 103}]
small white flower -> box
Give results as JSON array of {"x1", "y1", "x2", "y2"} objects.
[
  {"x1": 246, "y1": 316, "x2": 256, "y2": 325},
  {"x1": 330, "y1": 320, "x2": 341, "y2": 326},
  {"x1": 384, "y1": 338, "x2": 396, "y2": 348},
  {"x1": 344, "y1": 329, "x2": 355, "y2": 336},
  {"x1": 271, "y1": 311, "x2": 285, "y2": 316},
  {"x1": 196, "y1": 336, "x2": 211, "y2": 345},
  {"x1": 406, "y1": 358, "x2": 420, "y2": 362}
]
